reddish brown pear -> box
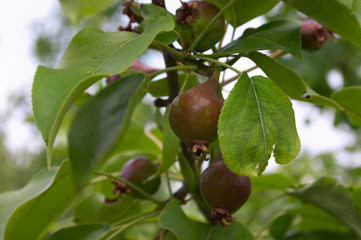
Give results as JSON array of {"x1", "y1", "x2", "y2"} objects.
[
  {"x1": 169, "y1": 69, "x2": 223, "y2": 156},
  {"x1": 120, "y1": 156, "x2": 157, "y2": 182},
  {"x1": 112, "y1": 157, "x2": 160, "y2": 199},
  {"x1": 301, "y1": 19, "x2": 332, "y2": 51},
  {"x1": 200, "y1": 150, "x2": 251, "y2": 226}
]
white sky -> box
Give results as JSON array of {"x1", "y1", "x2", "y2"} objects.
[
  {"x1": 0, "y1": 0, "x2": 58, "y2": 156},
  {"x1": 0, "y1": 0, "x2": 359, "y2": 168}
]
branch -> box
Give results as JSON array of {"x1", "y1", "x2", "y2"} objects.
[
  {"x1": 154, "y1": 49, "x2": 181, "y2": 107},
  {"x1": 173, "y1": 182, "x2": 189, "y2": 203},
  {"x1": 191, "y1": 54, "x2": 243, "y2": 76},
  {"x1": 151, "y1": 40, "x2": 184, "y2": 60}
]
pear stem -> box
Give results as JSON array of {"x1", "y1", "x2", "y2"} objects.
[
  {"x1": 180, "y1": 143, "x2": 213, "y2": 224},
  {"x1": 93, "y1": 171, "x2": 163, "y2": 205}
]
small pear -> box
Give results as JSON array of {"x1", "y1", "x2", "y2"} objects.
[
  {"x1": 111, "y1": 157, "x2": 160, "y2": 199},
  {"x1": 200, "y1": 150, "x2": 251, "y2": 226},
  {"x1": 169, "y1": 70, "x2": 223, "y2": 156},
  {"x1": 301, "y1": 19, "x2": 332, "y2": 51}
]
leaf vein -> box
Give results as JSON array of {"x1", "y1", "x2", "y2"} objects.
[
  {"x1": 91, "y1": 36, "x2": 137, "y2": 75},
  {"x1": 249, "y1": 78, "x2": 268, "y2": 163}
]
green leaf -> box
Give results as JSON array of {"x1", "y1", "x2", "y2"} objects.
[
  {"x1": 4, "y1": 160, "x2": 75, "y2": 240},
  {"x1": 352, "y1": 0, "x2": 361, "y2": 12},
  {"x1": 155, "y1": 29, "x2": 180, "y2": 46},
  {"x1": 149, "y1": 74, "x2": 199, "y2": 97},
  {"x1": 283, "y1": 0, "x2": 361, "y2": 50},
  {"x1": 164, "y1": 231, "x2": 178, "y2": 240},
  {"x1": 154, "y1": 106, "x2": 180, "y2": 178},
  {"x1": 208, "y1": 222, "x2": 255, "y2": 240},
  {"x1": 131, "y1": 100, "x2": 158, "y2": 128},
  {"x1": 159, "y1": 200, "x2": 255, "y2": 240},
  {"x1": 140, "y1": 3, "x2": 173, "y2": 29},
  {"x1": 47, "y1": 223, "x2": 110, "y2": 240},
  {"x1": 248, "y1": 52, "x2": 342, "y2": 110},
  {"x1": 140, "y1": 4, "x2": 179, "y2": 45},
  {"x1": 269, "y1": 213, "x2": 295, "y2": 239},
  {"x1": 0, "y1": 167, "x2": 58, "y2": 238},
  {"x1": 68, "y1": 73, "x2": 146, "y2": 187},
  {"x1": 108, "y1": 123, "x2": 162, "y2": 157},
  {"x1": 32, "y1": 8, "x2": 174, "y2": 167},
  {"x1": 248, "y1": 51, "x2": 307, "y2": 98},
  {"x1": 178, "y1": 153, "x2": 198, "y2": 194},
  {"x1": 218, "y1": 73, "x2": 300, "y2": 177},
  {"x1": 300, "y1": 88, "x2": 343, "y2": 110},
  {"x1": 285, "y1": 231, "x2": 354, "y2": 240},
  {"x1": 252, "y1": 173, "x2": 296, "y2": 191},
  {"x1": 74, "y1": 194, "x2": 141, "y2": 224},
  {"x1": 332, "y1": 86, "x2": 361, "y2": 126},
  {"x1": 286, "y1": 176, "x2": 361, "y2": 238},
  {"x1": 159, "y1": 200, "x2": 207, "y2": 240},
  {"x1": 287, "y1": 205, "x2": 348, "y2": 232},
  {"x1": 59, "y1": 0, "x2": 115, "y2": 25},
  {"x1": 221, "y1": 19, "x2": 303, "y2": 59},
  {"x1": 205, "y1": 0, "x2": 279, "y2": 27},
  {"x1": 352, "y1": 187, "x2": 361, "y2": 213}
]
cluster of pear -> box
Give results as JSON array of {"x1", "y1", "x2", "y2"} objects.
[{"x1": 113, "y1": 0, "x2": 332, "y2": 226}]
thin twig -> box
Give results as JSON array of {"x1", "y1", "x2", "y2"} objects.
[
  {"x1": 191, "y1": 54, "x2": 243, "y2": 76},
  {"x1": 111, "y1": 210, "x2": 161, "y2": 228},
  {"x1": 180, "y1": 143, "x2": 213, "y2": 223},
  {"x1": 106, "y1": 211, "x2": 161, "y2": 240},
  {"x1": 165, "y1": 171, "x2": 173, "y2": 199},
  {"x1": 222, "y1": 49, "x2": 287, "y2": 86},
  {"x1": 151, "y1": 40, "x2": 184, "y2": 60},
  {"x1": 148, "y1": 65, "x2": 197, "y2": 79},
  {"x1": 93, "y1": 171, "x2": 163, "y2": 205},
  {"x1": 173, "y1": 182, "x2": 189, "y2": 203},
  {"x1": 217, "y1": 22, "x2": 228, "y2": 51}
]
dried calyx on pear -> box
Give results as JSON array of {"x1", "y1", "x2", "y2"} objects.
[{"x1": 175, "y1": 1, "x2": 225, "y2": 52}]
